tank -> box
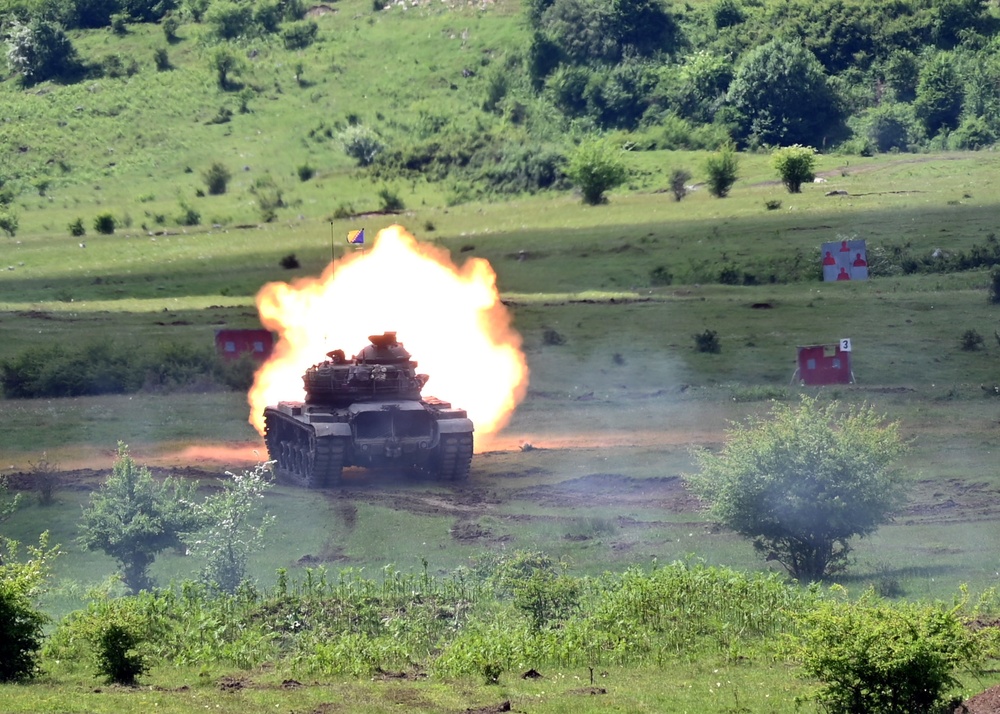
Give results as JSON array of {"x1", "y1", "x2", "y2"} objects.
[{"x1": 263, "y1": 332, "x2": 474, "y2": 487}]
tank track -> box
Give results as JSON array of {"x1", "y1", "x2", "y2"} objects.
[
  {"x1": 264, "y1": 410, "x2": 345, "y2": 488},
  {"x1": 434, "y1": 433, "x2": 474, "y2": 481}
]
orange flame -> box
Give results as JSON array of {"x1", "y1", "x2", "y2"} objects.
[{"x1": 248, "y1": 225, "x2": 528, "y2": 448}]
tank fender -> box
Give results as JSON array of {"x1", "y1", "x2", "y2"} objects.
[
  {"x1": 313, "y1": 423, "x2": 352, "y2": 438},
  {"x1": 436, "y1": 418, "x2": 474, "y2": 434}
]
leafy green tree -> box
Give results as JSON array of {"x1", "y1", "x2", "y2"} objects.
[
  {"x1": 687, "y1": 396, "x2": 907, "y2": 581},
  {"x1": 202, "y1": 162, "x2": 231, "y2": 194},
  {"x1": 339, "y1": 125, "x2": 385, "y2": 167},
  {"x1": 4, "y1": 18, "x2": 79, "y2": 86},
  {"x1": 914, "y1": 53, "x2": 964, "y2": 137},
  {"x1": 855, "y1": 102, "x2": 921, "y2": 153},
  {"x1": 703, "y1": 143, "x2": 739, "y2": 198},
  {"x1": 0, "y1": 533, "x2": 60, "y2": 682},
  {"x1": 209, "y1": 45, "x2": 245, "y2": 89},
  {"x1": 537, "y1": 0, "x2": 678, "y2": 65},
  {"x1": 186, "y1": 464, "x2": 274, "y2": 593},
  {"x1": 726, "y1": 38, "x2": 840, "y2": 147},
  {"x1": 772, "y1": 145, "x2": 816, "y2": 193},
  {"x1": 205, "y1": 0, "x2": 253, "y2": 39},
  {"x1": 669, "y1": 167, "x2": 691, "y2": 201},
  {"x1": 801, "y1": 594, "x2": 983, "y2": 714},
  {"x1": 80, "y1": 443, "x2": 202, "y2": 593},
  {"x1": 566, "y1": 139, "x2": 628, "y2": 205}
]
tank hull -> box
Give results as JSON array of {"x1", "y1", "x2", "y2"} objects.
[{"x1": 263, "y1": 398, "x2": 474, "y2": 487}]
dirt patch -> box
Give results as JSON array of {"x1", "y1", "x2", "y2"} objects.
[
  {"x1": 512, "y1": 474, "x2": 703, "y2": 513},
  {"x1": 957, "y1": 684, "x2": 1000, "y2": 714},
  {"x1": 902, "y1": 478, "x2": 1000, "y2": 525},
  {"x1": 218, "y1": 674, "x2": 249, "y2": 691},
  {"x1": 306, "y1": 3, "x2": 337, "y2": 16},
  {"x1": 566, "y1": 687, "x2": 607, "y2": 695},
  {"x1": 464, "y1": 702, "x2": 512, "y2": 714},
  {"x1": 450, "y1": 520, "x2": 492, "y2": 542}
]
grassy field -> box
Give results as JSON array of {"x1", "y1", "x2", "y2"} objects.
[{"x1": 3, "y1": 6, "x2": 1000, "y2": 711}]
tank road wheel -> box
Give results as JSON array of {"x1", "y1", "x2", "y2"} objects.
[{"x1": 433, "y1": 434, "x2": 473, "y2": 481}]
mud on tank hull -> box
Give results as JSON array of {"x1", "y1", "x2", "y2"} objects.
[{"x1": 263, "y1": 398, "x2": 474, "y2": 487}]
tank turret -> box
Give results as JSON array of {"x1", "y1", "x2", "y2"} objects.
[{"x1": 302, "y1": 332, "x2": 429, "y2": 406}]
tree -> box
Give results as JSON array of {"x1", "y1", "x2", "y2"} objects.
[
  {"x1": 669, "y1": 167, "x2": 691, "y2": 201},
  {"x1": 0, "y1": 474, "x2": 23, "y2": 525},
  {"x1": 566, "y1": 139, "x2": 629, "y2": 205},
  {"x1": 703, "y1": 143, "x2": 739, "y2": 198},
  {"x1": 202, "y1": 162, "x2": 231, "y2": 195},
  {"x1": 209, "y1": 45, "x2": 245, "y2": 89},
  {"x1": 687, "y1": 396, "x2": 908, "y2": 581},
  {"x1": 339, "y1": 125, "x2": 385, "y2": 167},
  {"x1": 0, "y1": 533, "x2": 60, "y2": 682},
  {"x1": 185, "y1": 464, "x2": 274, "y2": 593},
  {"x1": 772, "y1": 145, "x2": 816, "y2": 193},
  {"x1": 205, "y1": 0, "x2": 254, "y2": 39},
  {"x1": 726, "y1": 39, "x2": 840, "y2": 147},
  {"x1": 80, "y1": 443, "x2": 202, "y2": 593},
  {"x1": 914, "y1": 53, "x2": 963, "y2": 137},
  {"x1": 4, "y1": 19, "x2": 79, "y2": 86},
  {"x1": 801, "y1": 595, "x2": 983, "y2": 714}
]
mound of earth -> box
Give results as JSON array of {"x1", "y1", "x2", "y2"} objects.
[{"x1": 958, "y1": 685, "x2": 1000, "y2": 714}]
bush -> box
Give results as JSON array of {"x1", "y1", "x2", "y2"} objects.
[
  {"x1": 280, "y1": 253, "x2": 300, "y2": 269},
  {"x1": 282, "y1": 19, "x2": 318, "y2": 49},
  {"x1": 297, "y1": 163, "x2": 314, "y2": 181},
  {"x1": 800, "y1": 596, "x2": 983, "y2": 714},
  {"x1": 669, "y1": 168, "x2": 691, "y2": 201},
  {"x1": 0, "y1": 535, "x2": 58, "y2": 683},
  {"x1": 176, "y1": 201, "x2": 200, "y2": 226},
  {"x1": 704, "y1": 144, "x2": 739, "y2": 198},
  {"x1": 566, "y1": 140, "x2": 629, "y2": 205},
  {"x1": 693, "y1": 329, "x2": 720, "y2": 353},
  {"x1": 93, "y1": 212, "x2": 116, "y2": 234},
  {"x1": 251, "y1": 174, "x2": 284, "y2": 222},
  {"x1": 202, "y1": 162, "x2": 231, "y2": 195},
  {"x1": 772, "y1": 145, "x2": 816, "y2": 193},
  {"x1": 162, "y1": 15, "x2": 179, "y2": 41},
  {"x1": 989, "y1": 266, "x2": 1000, "y2": 304},
  {"x1": 5, "y1": 19, "x2": 80, "y2": 86},
  {"x1": 110, "y1": 12, "x2": 128, "y2": 34},
  {"x1": 340, "y1": 125, "x2": 385, "y2": 167},
  {"x1": 650, "y1": 266, "x2": 672, "y2": 286},
  {"x1": 960, "y1": 329, "x2": 985, "y2": 351},
  {"x1": 377, "y1": 186, "x2": 404, "y2": 212},
  {"x1": 205, "y1": 0, "x2": 254, "y2": 39},
  {"x1": 0, "y1": 210, "x2": 19, "y2": 237},
  {"x1": 153, "y1": 47, "x2": 170, "y2": 71}
]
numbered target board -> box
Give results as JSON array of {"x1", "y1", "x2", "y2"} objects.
[{"x1": 796, "y1": 341, "x2": 854, "y2": 385}]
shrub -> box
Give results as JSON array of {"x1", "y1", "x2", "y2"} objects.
[
  {"x1": 650, "y1": 266, "x2": 672, "y2": 286},
  {"x1": 960, "y1": 329, "x2": 985, "y2": 351},
  {"x1": 0, "y1": 210, "x2": 19, "y2": 237},
  {"x1": 205, "y1": 0, "x2": 254, "y2": 39},
  {"x1": 566, "y1": 140, "x2": 629, "y2": 205},
  {"x1": 704, "y1": 143, "x2": 739, "y2": 198},
  {"x1": 94, "y1": 620, "x2": 148, "y2": 684},
  {"x1": 280, "y1": 253, "x2": 300, "y2": 269},
  {"x1": 162, "y1": 15, "x2": 179, "y2": 41},
  {"x1": 251, "y1": 174, "x2": 284, "y2": 221},
  {"x1": 688, "y1": 397, "x2": 908, "y2": 581},
  {"x1": 800, "y1": 596, "x2": 983, "y2": 714},
  {"x1": 340, "y1": 125, "x2": 385, "y2": 167},
  {"x1": 989, "y1": 266, "x2": 1000, "y2": 304},
  {"x1": 693, "y1": 329, "x2": 720, "y2": 353},
  {"x1": 209, "y1": 46, "x2": 245, "y2": 89},
  {"x1": 377, "y1": 186, "x2": 404, "y2": 212},
  {"x1": 764, "y1": 199, "x2": 782, "y2": 210},
  {"x1": 0, "y1": 535, "x2": 58, "y2": 682},
  {"x1": 772, "y1": 145, "x2": 816, "y2": 193},
  {"x1": 153, "y1": 47, "x2": 170, "y2": 71},
  {"x1": 203, "y1": 162, "x2": 231, "y2": 195},
  {"x1": 110, "y1": 12, "x2": 128, "y2": 34},
  {"x1": 297, "y1": 163, "x2": 314, "y2": 181},
  {"x1": 93, "y1": 213, "x2": 116, "y2": 234},
  {"x1": 669, "y1": 168, "x2": 691, "y2": 201},
  {"x1": 282, "y1": 20, "x2": 318, "y2": 50},
  {"x1": 68, "y1": 218, "x2": 86, "y2": 236},
  {"x1": 5, "y1": 19, "x2": 79, "y2": 86},
  {"x1": 176, "y1": 201, "x2": 200, "y2": 226}
]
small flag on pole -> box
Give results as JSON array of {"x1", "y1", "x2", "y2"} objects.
[{"x1": 347, "y1": 228, "x2": 365, "y2": 245}]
